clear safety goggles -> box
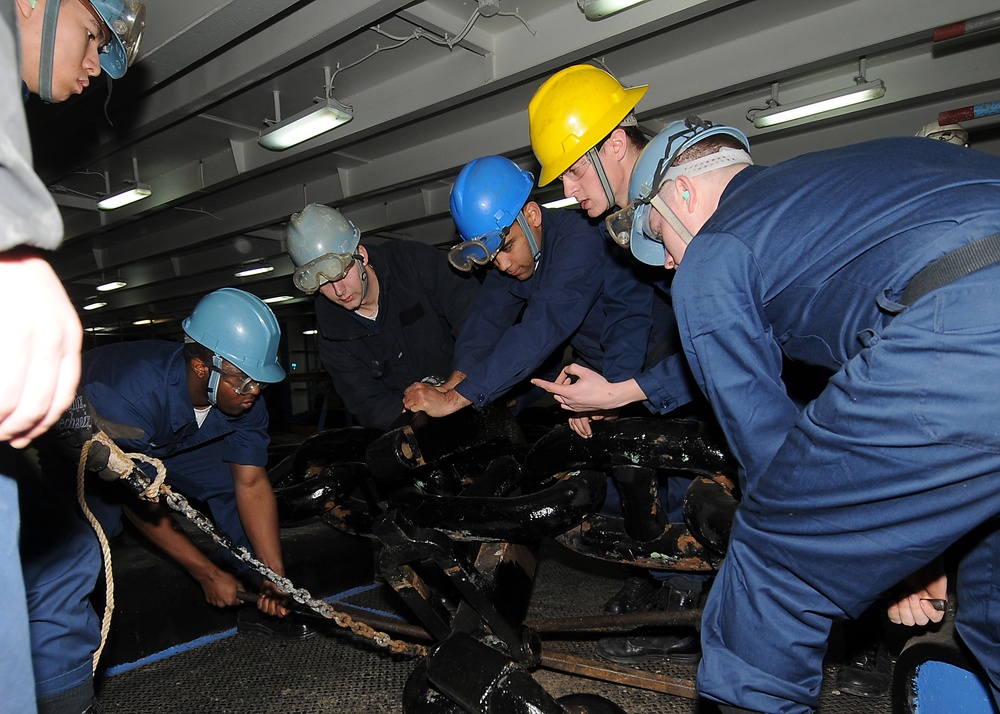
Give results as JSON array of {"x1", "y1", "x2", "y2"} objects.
[
  {"x1": 447, "y1": 228, "x2": 508, "y2": 272},
  {"x1": 292, "y1": 252, "x2": 357, "y2": 294},
  {"x1": 106, "y1": 0, "x2": 145, "y2": 66},
  {"x1": 213, "y1": 366, "x2": 269, "y2": 396}
]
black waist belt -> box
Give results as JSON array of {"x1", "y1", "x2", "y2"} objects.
[{"x1": 900, "y1": 231, "x2": 1000, "y2": 307}]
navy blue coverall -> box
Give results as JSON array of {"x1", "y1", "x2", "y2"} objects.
[
  {"x1": 316, "y1": 241, "x2": 480, "y2": 430},
  {"x1": 666, "y1": 137, "x2": 1000, "y2": 712},
  {"x1": 453, "y1": 207, "x2": 611, "y2": 408},
  {"x1": 24, "y1": 341, "x2": 271, "y2": 701}
]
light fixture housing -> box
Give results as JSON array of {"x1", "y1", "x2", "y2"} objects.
[
  {"x1": 577, "y1": 0, "x2": 652, "y2": 20},
  {"x1": 302, "y1": 328, "x2": 318, "y2": 336},
  {"x1": 263, "y1": 295, "x2": 295, "y2": 304},
  {"x1": 750, "y1": 79, "x2": 886, "y2": 129},
  {"x1": 258, "y1": 97, "x2": 353, "y2": 151},
  {"x1": 83, "y1": 301, "x2": 107, "y2": 311},
  {"x1": 97, "y1": 183, "x2": 152, "y2": 211},
  {"x1": 96, "y1": 280, "x2": 127, "y2": 292},
  {"x1": 234, "y1": 262, "x2": 275, "y2": 278}
]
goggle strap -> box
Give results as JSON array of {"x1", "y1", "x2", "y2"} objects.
[
  {"x1": 588, "y1": 146, "x2": 617, "y2": 211},
  {"x1": 650, "y1": 194, "x2": 694, "y2": 245}
]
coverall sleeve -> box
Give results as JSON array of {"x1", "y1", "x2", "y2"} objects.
[
  {"x1": 317, "y1": 335, "x2": 402, "y2": 431},
  {"x1": 455, "y1": 237, "x2": 606, "y2": 408},
  {"x1": 600, "y1": 246, "x2": 655, "y2": 382},
  {"x1": 420, "y1": 246, "x2": 482, "y2": 340},
  {"x1": 633, "y1": 351, "x2": 698, "y2": 414},
  {"x1": 672, "y1": 235, "x2": 799, "y2": 492}
]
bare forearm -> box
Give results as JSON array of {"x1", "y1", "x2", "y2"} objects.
[{"x1": 234, "y1": 474, "x2": 285, "y2": 577}]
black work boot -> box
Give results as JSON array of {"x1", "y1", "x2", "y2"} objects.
[
  {"x1": 836, "y1": 641, "x2": 893, "y2": 697},
  {"x1": 596, "y1": 631, "x2": 701, "y2": 664},
  {"x1": 604, "y1": 574, "x2": 657, "y2": 614}
]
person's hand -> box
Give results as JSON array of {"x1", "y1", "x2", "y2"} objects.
[
  {"x1": 887, "y1": 568, "x2": 948, "y2": 627},
  {"x1": 532, "y1": 363, "x2": 639, "y2": 413},
  {"x1": 258, "y1": 580, "x2": 290, "y2": 618},
  {"x1": 198, "y1": 568, "x2": 243, "y2": 608},
  {"x1": 568, "y1": 409, "x2": 620, "y2": 439},
  {"x1": 403, "y1": 382, "x2": 468, "y2": 417},
  {"x1": 0, "y1": 252, "x2": 82, "y2": 448}
]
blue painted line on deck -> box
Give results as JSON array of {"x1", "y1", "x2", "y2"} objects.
[{"x1": 99, "y1": 579, "x2": 400, "y2": 678}]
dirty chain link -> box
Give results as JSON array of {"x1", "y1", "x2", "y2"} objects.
[{"x1": 90, "y1": 433, "x2": 427, "y2": 658}]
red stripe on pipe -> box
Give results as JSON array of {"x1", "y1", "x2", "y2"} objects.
[
  {"x1": 938, "y1": 107, "x2": 975, "y2": 125},
  {"x1": 933, "y1": 21, "x2": 967, "y2": 42}
]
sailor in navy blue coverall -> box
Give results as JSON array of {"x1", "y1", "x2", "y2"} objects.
[
  {"x1": 637, "y1": 133, "x2": 1000, "y2": 713},
  {"x1": 28, "y1": 324, "x2": 294, "y2": 714},
  {"x1": 404, "y1": 205, "x2": 630, "y2": 417}
]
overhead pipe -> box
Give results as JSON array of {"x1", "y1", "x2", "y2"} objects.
[
  {"x1": 938, "y1": 100, "x2": 1000, "y2": 126},
  {"x1": 933, "y1": 11, "x2": 1000, "y2": 42}
]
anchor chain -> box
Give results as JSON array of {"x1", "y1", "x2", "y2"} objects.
[{"x1": 89, "y1": 431, "x2": 428, "y2": 658}]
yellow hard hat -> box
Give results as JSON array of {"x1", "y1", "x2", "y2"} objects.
[{"x1": 528, "y1": 65, "x2": 648, "y2": 186}]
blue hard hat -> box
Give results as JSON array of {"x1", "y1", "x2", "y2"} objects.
[
  {"x1": 87, "y1": 0, "x2": 145, "y2": 79},
  {"x1": 628, "y1": 117, "x2": 750, "y2": 265},
  {"x1": 450, "y1": 156, "x2": 534, "y2": 255},
  {"x1": 182, "y1": 288, "x2": 286, "y2": 383}
]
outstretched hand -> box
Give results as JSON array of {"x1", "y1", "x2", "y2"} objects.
[{"x1": 532, "y1": 363, "x2": 640, "y2": 413}]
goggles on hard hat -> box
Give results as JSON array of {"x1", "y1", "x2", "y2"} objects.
[
  {"x1": 87, "y1": 0, "x2": 146, "y2": 78},
  {"x1": 609, "y1": 145, "x2": 754, "y2": 250},
  {"x1": 292, "y1": 252, "x2": 357, "y2": 294},
  {"x1": 448, "y1": 236, "x2": 503, "y2": 272}
]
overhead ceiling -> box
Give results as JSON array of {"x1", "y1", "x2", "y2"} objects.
[{"x1": 26, "y1": 0, "x2": 1000, "y2": 340}]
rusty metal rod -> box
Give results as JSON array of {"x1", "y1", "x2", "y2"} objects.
[
  {"x1": 525, "y1": 608, "x2": 703, "y2": 634},
  {"x1": 539, "y1": 651, "x2": 698, "y2": 699}
]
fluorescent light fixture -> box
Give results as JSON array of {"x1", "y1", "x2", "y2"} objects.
[
  {"x1": 263, "y1": 295, "x2": 294, "y2": 304},
  {"x1": 302, "y1": 328, "x2": 318, "y2": 336},
  {"x1": 234, "y1": 262, "x2": 275, "y2": 278},
  {"x1": 84, "y1": 326, "x2": 108, "y2": 333},
  {"x1": 96, "y1": 280, "x2": 127, "y2": 292},
  {"x1": 258, "y1": 97, "x2": 353, "y2": 151},
  {"x1": 83, "y1": 301, "x2": 107, "y2": 311},
  {"x1": 541, "y1": 196, "x2": 581, "y2": 209},
  {"x1": 751, "y1": 79, "x2": 885, "y2": 128},
  {"x1": 133, "y1": 318, "x2": 153, "y2": 326},
  {"x1": 577, "y1": 0, "x2": 651, "y2": 19},
  {"x1": 97, "y1": 183, "x2": 151, "y2": 210}
]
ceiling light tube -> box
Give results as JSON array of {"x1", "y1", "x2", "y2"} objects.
[
  {"x1": 96, "y1": 280, "x2": 127, "y2": 292},
  {"x1": 97, "y1": 183, "x2": 152, "y2": 210},
  {"x1": 83, "y1": 301, "x2": 107, "y2": 311},
  {"x1": 751, "y1": 79, "x2": 886, "y2": 128},
  {"x1": 234, "y1": 262, "x2": 275, "y2": 278},
  {"x1": 263, "y1": 295, "x2": 294, "y2": 304},
  {"x1": 258, "y1": 96, "x2": 353, "y2": 151},
  {"x1": 578, "y1": 0, "x2": 652, "y2": 19}
]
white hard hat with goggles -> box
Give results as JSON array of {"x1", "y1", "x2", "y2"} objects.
[{"x1": 607, "y1": 117, "x2": 751, "y2": 266}]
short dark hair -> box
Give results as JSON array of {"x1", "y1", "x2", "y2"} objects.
[
  {"x1": 182, "y1": 341, "x2": 215, "y2": 367},
  {"x1": 675, "y1": 135, "x2": 746, "y2": 165},
  {"x1": 596, "y1": 120, "x2": 649, "y2": 153}
]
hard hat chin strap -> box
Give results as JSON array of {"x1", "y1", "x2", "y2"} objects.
[
  {"x1": 515, "y1": 212, "x2": 541, "y2": 265},
  {"x1": 587, "y1": 147, "x2": 618, "y2": 211},
  {"x1": 206, "y1": 355, "x2": 224, "y2": 406},
  {"x1": 38, "y1": 0, "x2": 62, "y2": 103}
]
